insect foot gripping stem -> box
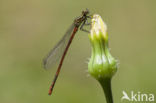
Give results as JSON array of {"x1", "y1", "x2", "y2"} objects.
[{"x1": 88, "y1": 14, "x2": 118, "y2": 103}]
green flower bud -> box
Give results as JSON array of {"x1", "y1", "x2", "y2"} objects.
[
  {"x1": 88, "y1": 14, "x2": 117, "y2": 80},
  {"x1": 88, "y1": 14, "x2": 118, "y2": 103}
]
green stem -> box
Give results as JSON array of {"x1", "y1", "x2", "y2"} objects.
[{"x1": 99, "y1": 78, "x2": 113, "y2": 103}]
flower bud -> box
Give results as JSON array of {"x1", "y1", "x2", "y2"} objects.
[
  {"x1": 88, "y1": 14, "x2": 118, "y2": 103},
  {"x1": 88, "y1": 14, "x2": 117, "y2": 80}
]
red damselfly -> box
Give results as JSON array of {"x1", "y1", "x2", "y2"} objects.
[{"x1": 43, "y1": 9, "x2": 90, "y2": 95}]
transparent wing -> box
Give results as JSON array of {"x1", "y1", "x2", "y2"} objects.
[{"x1": 43, "y1": 24, "x2": 75, "y2": 69}]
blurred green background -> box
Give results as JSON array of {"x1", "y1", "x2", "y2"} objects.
[{"x1": 0, "y1": 0, "x2": 156, "y2": 103}]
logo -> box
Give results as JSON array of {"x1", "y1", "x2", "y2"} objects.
[{"x1": 121, "y1": 90, "x2": 154, "y2": 102}]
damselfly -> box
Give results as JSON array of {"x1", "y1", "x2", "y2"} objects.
[{"x1": 43, "y1": 9, "x2": 90, "y2": 95}]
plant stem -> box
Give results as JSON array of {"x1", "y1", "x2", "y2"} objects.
[{"x1": 99, "y1": 78, "x2": 113, "y2": 103}]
